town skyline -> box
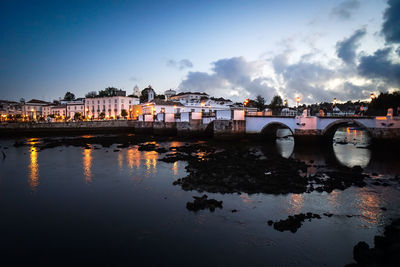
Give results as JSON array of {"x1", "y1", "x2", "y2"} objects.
[{"x1": 1, "y1": 0, "x2": 399, "y2": 105}]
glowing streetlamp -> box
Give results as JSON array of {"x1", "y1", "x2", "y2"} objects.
[
  {"x1": 296, "y1": 96, "x2": 300, "y2": 107},
  {"x1": 333, "y1": 98, "x2": 337, "y2": 105},
  {"x1": 370, "y1": 93, "x2": 375, "y2": 101},
  {"x1": 283, "y1": 99, "x2": 287, "y2": 107},
  {"x1": 244, "y1": 99, "x2": 249, "y2": 107}
]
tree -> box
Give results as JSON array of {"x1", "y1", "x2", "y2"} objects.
[
  {"x1": 254, "y1": 95, "x2": 266, "y2": 111},
  {"x1": 74, "y1": 112, "x2": 82, "y2": 121},
  {"x1": 140, "y1": 86, "x2": 157, "y2": 103},
  {"x1": 99, "y1": 112, "x2": 105, "y2": 119},
  {"x1": 99, "y1": 87, "x2": 119, "y2": 97},
  {"x1": 85, "y1": 91, "x2": 97, "y2": 98},
  {"x1": 121, "y1": 109, "x2": 128, "y2": 119},
  {"x1": 140, "y1": 89, "x2": 149, "y2": 103},
  {"x1": 63, "y1": 92, "x2": 75, "y2": 101},
  {"x1": 269, "y1": 95, "x2": 283, "y2": 114},
  {"x1": 367, "y1": 91, "x2": 400, "y2": 116}
]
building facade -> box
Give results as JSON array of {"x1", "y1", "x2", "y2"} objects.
[
  {"x1": 22, "y1": 99, "x2": 50, "y2": 119},
  {"x1": 85, "y1": 96, "x2": 139, "y2": 119},
  {"x1": 67, "y1": 100, "x2": 85, "y2": 118}
]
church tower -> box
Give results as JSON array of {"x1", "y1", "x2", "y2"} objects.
[{"x1": 133, "y1": 85, "x2": 140, "y2": 97}]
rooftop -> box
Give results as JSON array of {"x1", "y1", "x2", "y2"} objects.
[{"x1": 26, "y1": 99, "x2": 50, "y2": 104}]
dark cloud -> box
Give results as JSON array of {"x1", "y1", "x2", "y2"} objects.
[
  {"x1": 358, "y1": 47, "x2": 400, "y2": 86},
  {"x1": 336, "y1": 28, "x2": 366, "y2": 64},
  {"x1": 331, "y1": 0, "x2": 360, "y2": 20},
  {"x1": 382, "y1": 0, "x2": 400, "y2": 44},
  {"x1": 179, "y1": 57, "x2": 277, "y2": 101},
  {"x1": 167, "y1": 59, "x2": 193, "y2": 70}
]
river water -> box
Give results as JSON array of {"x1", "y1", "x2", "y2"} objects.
[{"x1": 0, "y1": 129, "x2": 399, "y2": 266}]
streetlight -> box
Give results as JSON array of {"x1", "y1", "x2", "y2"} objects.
[
  {"x1": 370, "y1": 93, "x2": 375, "y2": 101},
  {"x1": 244, "y1": 99, "x2": 249, "y2": 106},
  {"x1": 296, "y1": 96, "x2": 300, "y2": 107},
  {"x1": 283, "y1": 99, "x2": 287, "y2": 107},
  {"x1": 333, "y1": 98, "x2": 337, "y2": 105}
]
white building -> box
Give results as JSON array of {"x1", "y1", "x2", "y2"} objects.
[
  {"x1": 164, "y1": 89, "x2": 176, "y2": 100},
  {"x1": 51, "y1": 105, "x2": 67, "y2": 118},
  {"x1": 22, "y1": 99, "x2": 50, "y2": 119},
  {"x1": 0, "y1": 100, "x2": 22, "y2": 117},
  {"x1": 85, "y1": 95, "x2": 139, "y2": 119},
  {"x1": 142, "y1": 99, "x2": 184, "y2": 115},
  {"x1": 42, "y1": 104, "x2": 54, "y2": 118},
  {"x1": 66, "y1": 100, "x2": 85, "y2": 118},
  {"x1": 169, "y1": 92, "x2": 232, "y2": 113},
  {"x1": 169, "y1": 92, "x2": 209, "y2": 104}
]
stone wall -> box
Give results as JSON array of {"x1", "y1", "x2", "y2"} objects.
[{"x1": 213, "y1": 120, "x2": 245, "y2": 139}]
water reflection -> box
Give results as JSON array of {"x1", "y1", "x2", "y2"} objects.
[
  {"x1": 172, "y1": 161, "x2": 179, "y2": 176},
  {"x1": 355, "y1": 188, "x2": 382, "y2": 226},
  {"x1": 28, "y1": 146, "x2": 39, "y2": 191},
  {"x1": 118, "y1": 152, "x2": 124, "y2": 170},
  {"x1": 274, "y1": 128, "x2": 372, "y2": 169},
  {"x1": 83, "y1": 148, "x2": 92, "y2": 184},
  {"x1": 144, "y1": 151, "x2": 158, "y2": 173},
  {"x1": 127, "y1": 148, "x2": 141, "y2": 170},
  {"x1": 287, "y1": 194, "x2": 304, "y2": 214},
  {"x1": 333, "y1": 128, "x2": 371, "y2": 168},
  {"x1": 276, "y1": 129, "x2": 294, "y2": 158}
]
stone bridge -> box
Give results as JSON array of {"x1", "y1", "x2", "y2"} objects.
[{"x1": 245, "y1": 112, "x2": 400, "y2": 142}]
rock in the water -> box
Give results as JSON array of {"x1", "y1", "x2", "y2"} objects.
[
  {"x1": 269, "y1": 213, "x2": 321, "y2": 233},
  {"x1": 186, "y1": 195, "x2": 223, "y2": 212}
]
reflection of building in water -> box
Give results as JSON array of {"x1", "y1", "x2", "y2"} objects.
[
  {"x1": 327, "y1": 190, "x2": 341, "y2": 209},
  {"x1": 288, "y1": 194, "x2": 304, "y2": 214},
  {"x1": 144, "y1": 151, "x2": 158, "y2": 173},
  {"x1": 240, "y1": 194, "x2": 254, "y2": 204},
  {"x1": 83, "y1": 148, "x2": 92, "y2": 184},
  {"x1": 118, "y1": 152, "x2": 124, "y2": 170},
  {"x1": 172, "y1": 161, "x2": 179, "y2": 176},
  {"x1": 355, "y1": 188, "x2": 382, "y2": 226},
  {"x1": 29, "y1": 146, "x2": 39, "y2": 191},
  {"x1": 127, "y1": 148, "x2": 141, "y2": 170}
]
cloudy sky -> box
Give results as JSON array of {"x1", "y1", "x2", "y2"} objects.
[{"x1": 1, "y1": 0, "x2": 399, "y2": 104}]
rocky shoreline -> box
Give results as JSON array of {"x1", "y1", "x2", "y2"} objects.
[{"x1": 346, "y1": 218, "x2": 400, "y2": 266}]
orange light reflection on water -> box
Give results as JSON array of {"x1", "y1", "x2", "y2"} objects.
[
  {"x1": 83, "y1": 148, "x2": 92, "y2": 184},
  {"x1": 28, "y1": 146, "x2": 39, "y2": 191},
  {"x1": 356, "y1": 188, "x2": 382, "y2": 226},
  {"x1": 144, "y1": 151, "x2": 158, "y2": 173},
  {"x1": 288, "y1": 194, "x2": 304, "y2": 214},
  {"x1": 127, "y1": 148, "x2": 141, "y2": 170},
  {"x1": 172, "y1": 161, "x2": 179, "y2": 176}
]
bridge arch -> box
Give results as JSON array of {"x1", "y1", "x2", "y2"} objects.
[
  {"x1": 322, "y1": 119, "x2": 372, "y2": 141},
  {"x1": 261, "y1": 122, "x2": 294, "y2": 140}
]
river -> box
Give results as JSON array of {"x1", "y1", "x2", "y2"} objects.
[{"x1": 0, "y1": 128, "x2": 399, "y2": 266}]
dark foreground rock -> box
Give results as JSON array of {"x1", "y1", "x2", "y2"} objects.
[
  {"x1": 186, "y1": 195, "x2": 223, "y2": 212},
  {"x1": 346, "y1": 218, "x2": 400, "y2": 266},
  {"x1": 268, "y1": 213, "x2": 321, "y2": 233},
  {"x1": 165, "y1": 143, "x2": 370, "y2": 195}
]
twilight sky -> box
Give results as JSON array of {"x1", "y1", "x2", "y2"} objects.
[{"x1": 1, "y1": 0, "x2": 399, "y2": 104}]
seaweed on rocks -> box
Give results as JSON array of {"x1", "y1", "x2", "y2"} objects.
[
  {"x1": 268, "y1": 213, "x2": 322, "y2": 233},
  {"x1": 345, "y1": 218, "x2": 400, "y2": 266},
  {"x1": 186, "y1": 195, "x2": 223, "y2": 212}
]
